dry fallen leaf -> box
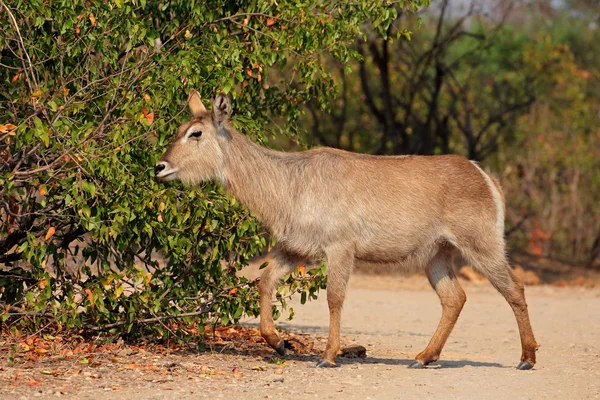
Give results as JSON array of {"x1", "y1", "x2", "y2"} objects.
[{"x1": 0, "y1": 123, "x2": 17, "y2": 133}]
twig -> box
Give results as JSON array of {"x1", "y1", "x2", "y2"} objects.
[
  {"x1": 213, "y1": 12, "x2": 288, "y2": 24},
  {"x1": 505, "y1": 211, "x2": 534, "y2": 238},
  {"x1": 86, "y1": 301, "x2": 216, "y2": 331}
]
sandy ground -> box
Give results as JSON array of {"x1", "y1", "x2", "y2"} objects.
[{"x1": 2, "y1": 274, "x2": 599, "y2": 399}]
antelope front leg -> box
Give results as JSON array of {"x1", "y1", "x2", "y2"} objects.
[
  {"x1": 317, "y1": 248, "x2": 354, "y2": 368},
  {"x1": 257, "y1": 251, "x2": 296, "y2": 356}
]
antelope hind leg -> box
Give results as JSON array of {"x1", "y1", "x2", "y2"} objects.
[{"x1": 411, "y1": 251, "x2": 466, "y2": 368}]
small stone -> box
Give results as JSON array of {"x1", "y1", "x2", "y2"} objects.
[{"x1": 271, "y1": 376, "x2": 284, "y2": 383}]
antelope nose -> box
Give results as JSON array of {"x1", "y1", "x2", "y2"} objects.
[{"x1": 154, "y1": 162, "x2": 166, "y2": 176}]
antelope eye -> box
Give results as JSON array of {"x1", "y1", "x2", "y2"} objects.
[{"x1": 189, "y1": 130, "x2": 202, "y2": 139}]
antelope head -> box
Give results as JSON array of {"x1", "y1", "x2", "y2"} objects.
[{"x1": 155, "y1": 90, "x2": 232, "y2": 185}]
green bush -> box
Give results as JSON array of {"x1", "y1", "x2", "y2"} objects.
[{"x1": 0, "y1": 0, "x2": 428, "y2": 338}]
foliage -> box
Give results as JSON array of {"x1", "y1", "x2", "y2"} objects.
[{"x1": 0, "y1": 0, "x2": 429, "y2": 337}]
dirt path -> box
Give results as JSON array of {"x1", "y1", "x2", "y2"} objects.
[{"x1": 2, "y1": 275, "x2": 599, "y2": 399}]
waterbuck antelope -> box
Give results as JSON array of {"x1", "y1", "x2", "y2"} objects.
[{"x1": 155, "y1": 90, "x2": 538, "y2": 370}]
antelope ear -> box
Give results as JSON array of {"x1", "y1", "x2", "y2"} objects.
[
  {"x1": 188, "y1": 89, "x2": 207, "y2": 116},
  {"x1": 213, "y1": 93, "x2": 232, "y2": 127}
]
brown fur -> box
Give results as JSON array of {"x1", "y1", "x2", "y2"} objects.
[{"x1": 156, "y1": 91, "x2": 538, "y2": 368}]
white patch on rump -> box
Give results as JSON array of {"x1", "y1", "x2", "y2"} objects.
[{"x1": 470, "y1": 161, "x2": 505, "y2": 239}]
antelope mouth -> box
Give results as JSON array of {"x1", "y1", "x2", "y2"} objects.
[
  {"x1": 155, "y1": 162, "x2": 179, "y2": 181},
  {"x1": 156, "y1": 169, "x2": 178, "y2": 181}
]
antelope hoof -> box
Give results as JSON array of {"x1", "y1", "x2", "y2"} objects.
[
  {"x1": 516, "y1": 361, "x2": 534, "y2": 370},
  {"x1": 275, "y1": 340, "x2": 286, "y2": 356},
  {"x1": 316, "y1": 360, "x2": 338, "y2": 368},
  {"x1": 408, "y1": 361, "x2": 426, "y2": 369}
]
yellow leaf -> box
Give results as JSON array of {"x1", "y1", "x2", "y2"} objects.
[
  {"x1": 145, "y1": 112, "x2": 154, "y2": 125},
  {"x1": 39, "y1": 279, "x2": 47, "y2": 289},
  {"x1": 89, "y1": 13, "x2": 96, "y2": 26},
  {"x1": 31, "y1": 90, "x2": 42, "y2": 98},
  {"x1": 103, "y1": 276, "x2": 114, "y2": 290},
  {"x1": 144, "y1": 94, "x2": 151, "y2": 102},
  {"x1": 62, "y1": 87, "x2": 69, "y2": 97},
  {"x1": 228, "y1": 288, "x2": 238, "y2": 296},
  {"x1": 45, "y1": 226, "x2": 56, "y2": 240},
  {"x1": 85, "y1": 288, "x2": 94, "y2": 307},
  {"x1": 297, "y1": 265, "x2": 306, "y2": 278},
  {"x1": 159, "y1": 202, "x2": 166, "y2": 211},
  {"x1": 184, "y1": 29, "x2": 191, "y2": 38},
  {"x1": 39, "y1": 184, "x2": 47, "y2": 196},
  {"x1": 157, "y1": 213, "x2": 163, "y2": 222},
  {"x1": 115, "y1": 284, "x2": 124, "y2": 299},
  {"x1": 75, "y1": 25, "x2": 80, "y2": 35},
  {"x1": 12, "y1": 73, "x2": 22, "y2": 83}
]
